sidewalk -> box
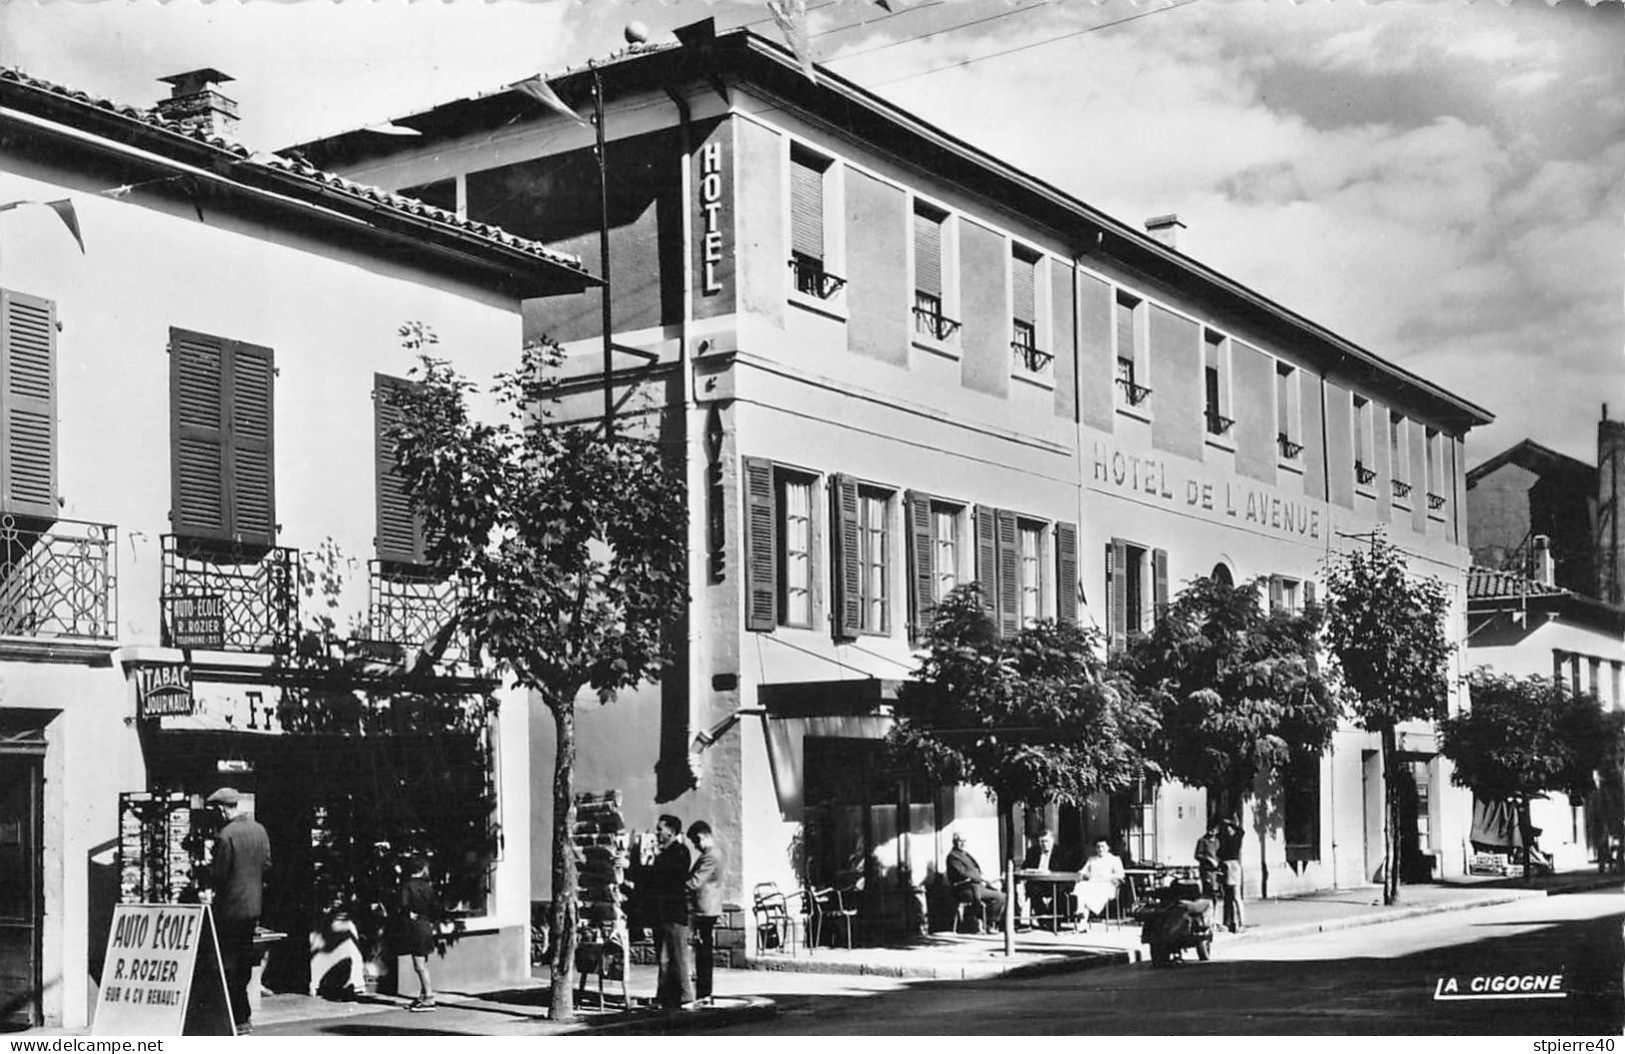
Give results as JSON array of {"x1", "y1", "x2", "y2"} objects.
[{"x1": 46, "y1": 868, "x2": 1623, "y2": 1037}]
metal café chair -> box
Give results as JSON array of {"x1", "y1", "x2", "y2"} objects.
[
  {"x1": 751, "y1": 882, "x2": 798, "y2": 955},
  {"x1": 807, "y1": 886, "x2": 858, "y2": 949}
]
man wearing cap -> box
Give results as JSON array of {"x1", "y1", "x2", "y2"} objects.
[{"x1": 205, "y1": 787, "x2": 270, "y2": 1034}]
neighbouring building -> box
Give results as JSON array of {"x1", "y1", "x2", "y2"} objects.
[
  {"x1": 296, "y1": 22, "x2": 1493, "y2": 939},
  {"x1": 0, "y1": 67, "x2": 593, "y2": 1028}
]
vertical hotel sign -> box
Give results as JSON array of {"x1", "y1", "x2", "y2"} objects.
[{"x1": 692, "y1": 123, "x2": 732, "y2": 310}]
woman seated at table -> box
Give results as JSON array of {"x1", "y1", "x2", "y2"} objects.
[{"x1": 1076, "y1": 839, "x2": 1125, "y2": 930}]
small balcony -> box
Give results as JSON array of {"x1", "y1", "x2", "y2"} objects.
[
  {"x1": 912, "y1": 295, "x2": 960, "y2": 341},
  {"x1": 1010, "y1": 323, "x2": 1051, "y2": 374},
  {"x1": 161, "y1": 536, "x2": 298, "y2": 654},
  {"x1": 1427, "y1": 492, "x2": 1448, "y2": 512},
  {"x1": 789, "y1": 254, "x2": 846, "y2": 300},
  {"x1": 1355, "y1": 461, "x2": 1377, "y2": 486},
  {"x1": 1392, "y1": 480, "x2": 1413, "y2": 500},
  {"x1": 0, "y1": 516, "x2": 117, "y2": 640},
  {"x1": 1205, "y1": 410, "x2": 1235, "y2": 437},
  {"x1": 1115, "y1": 376, "x2": 1152, "y2": 407},
  {"x1": 1277, "y1": 432, "x2": 1305, "y2": 460},
  {"x1": 362, "y1": 562, "x2": 473, "y2": 671}
]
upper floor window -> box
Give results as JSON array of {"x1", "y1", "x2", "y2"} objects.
[
  {"x1": 1114, "y1": 292, "x2": 1151, "y2": 408},
  {"x1": 170, "y1": 327, "x2": 276, "y2": 548},
  {"x1": 1390, "y1": 411, "x2": 1412, "y2": 501},
  {"x1": 743, "y1": 457, "x2": 818, "y2": 631},
  {"x1": 1268, "y1": 574, "x2": 1305, "y2": 614},
  {"x1": 830, "y1": 475, "x2": 891, "y2": 639},
  {"x1": 1203, "y1": 329, "x2": 1233, "y2": 439},
  {"x1": 932, "y1": 504, "x2": 960, "y2": 601},
  {"x1": 906, "y1": 493, "x2": 968, "y2": 643},
  {"x1": 1010, "y1": 247, "x2": 1050, "y2": 376},
  {"x1": 1276, "y1": 362, "x2": 1303, "y2": 463},
  {"x1": 0, "y1": 289, "x2": 58, "y2": 521},
  {"x1": 789, "y1": 145, "x2": 844, "y2": 300},
  {"x1": 1017, "y1": 520, "x2": 1044, "y2": 627},
  {"x1": 1352, "y1": 395, "x2": 1376, "y2": 488},
  {"x1": 912, "y1": 204, "x2": 958, "y2": 342},
  {"x1": 1106, "y1": 538, "x2": 1166, "y2": 651}
]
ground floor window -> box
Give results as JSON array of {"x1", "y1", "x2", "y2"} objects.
[{"x1": 1283, "y1": 752, "x2": 1322, "y2": 864}]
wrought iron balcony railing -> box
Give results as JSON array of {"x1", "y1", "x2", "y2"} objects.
[
  {"x1": 789, "y1": 254, "x2": 846, "y2": 300},
  {"x1": 1277, "y1": 433, "x2": 1305, "y2": 460},
  {"x1": 364, "y1": 562, "x2": 473, "y2": 671},
  {"x1": 1355, "y1": 461, "x2": 1377, "y2": 486},
  {"x1": 1205, "y1": 411, "x2": 1235, "y2": 436},
  {"x1": 1011, "y1": 341, "x2": 1053, "y2": 373},
  {"x1": 0, "y1": 516, "x2": 117, "y2": 640},
  {"x1": 1427, "y1": 491, "x2": 1448, "y2": 511},
  {"x1": 912, "y1": 299, "x2": 960, "y2": 341},
  {"x1": 1115, "y1": 377, "x2": 1152, "y2": 406},
  {"x1": 160, "y1": 536, "x2": 298, "y2": 654},
  {"x1": 1392, "y1": 480, "x2": 1413, "y2": 500}
]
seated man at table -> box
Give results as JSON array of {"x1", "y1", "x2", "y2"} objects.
[
  {"x1": 946, "y1": 833, "x2": 1006, "y2": 929},
  {"x1": 1020, "y1": 830, "x2": 1070, "y2": 927},
  {"x1": 1076, "y1": 838, "x2": 1125, "y2": 930}
]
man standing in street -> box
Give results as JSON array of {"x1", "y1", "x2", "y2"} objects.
[
  {"x1": 205, "y1": 787, "x2": 270, "y2": 1035},
  {"x1": 685, "y1": 821, "x2": 723, "y2": 1005},
  {"x1": 1217, "y1": 817, "x2": 1245, "y2": 933},
  {"x1": 650, "y1": 815, "x2": 694, "y2": 1010},
  {"x1": 1195, "y1": 824, "x2": 1222, "y2": 902}
]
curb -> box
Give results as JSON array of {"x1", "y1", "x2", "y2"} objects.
[
  {"x1": 747, "y1": 947, "x2": 1127, "y2": 982},
  {"x1": 575, "y1": 996, "x2": 778, "y2": 1035}
]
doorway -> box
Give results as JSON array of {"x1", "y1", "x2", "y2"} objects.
[{"x1": 0, "y1": 751, "x2": 43, "y2": 1027}]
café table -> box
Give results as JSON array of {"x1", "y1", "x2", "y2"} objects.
[{"x1": 1014, "y1": 869, "x2": 1083, "y2": 933}]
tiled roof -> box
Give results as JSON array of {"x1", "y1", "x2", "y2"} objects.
[
  {"x1": 0, "y1": 66, "x2": 588, "y2": 276},
  {"x1": 1467, "y1": 565, "x2": 1572, "y2": 602}
]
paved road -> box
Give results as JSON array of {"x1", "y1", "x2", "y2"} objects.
[{"x1": 706, "y1": 888, "x2": 1625, "y2": 1036}]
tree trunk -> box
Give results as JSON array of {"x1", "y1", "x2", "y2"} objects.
[
  {"x1": 548, "y1": 698, "x2": 579, "y2": 1023},
  {"x1": 1517, "y1": 796, "x2": 1536, "y2": 888},
  {"x1": 1381, "y1": 725, "x2": 1401, "y2": 906}
]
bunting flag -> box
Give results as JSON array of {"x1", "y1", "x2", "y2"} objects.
[
  {"x1": 766, "y1": 0, "x2": 816, "y2": 81},
  {"x1": 510, "y1": 75, "x2": 588, "y2": 125},
  {"x1": 0, "y1": 197, "x2": 85, "y2": 252}
]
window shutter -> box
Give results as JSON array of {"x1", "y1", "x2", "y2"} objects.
[
  {"x1": 1152, "y1": 548, "x2": 1169, "y2": 621},
  {"x1": 974, "y1": 505, "x2": 997, "y2": 618},
  {"x1": 914, "y1": 212, "x2": 942, "y2": 297},
  {"x1": 0, "y1": 291, "x2": 57, "y2": 519},
  {"x1": 375, "y1": 375, "x2": 425, "y2": 565},
  {"x1": 995, "y1": 509, "x2": 1019, "y2": 637},
  {"x1": 227, "y1": 341, "x2": 276, "y2": 547},
  {"x1": 1115, "y1": 295, "x2": 1136, "y2": 360},
  {"x1": 1268, "y1": 575, "x2": 1284, "y2": 612},
  {"x1": 790, "y1": 152, "x2": 824, "y2": 261},
  {"x1": 170, "y1": 328, "x2": 229, "y2": 541},
  {"x1": 831, "y1": 473, "x2": 862, "y2": 640},
  {"x1": 1303, "y1": 580, "x2": 1317, "y2": 608},
  {"x1": 1108, "y1": 539, "x2": 1128, "y2": 652},
  {"x1": 743, "y1": 457, "x2": 777, "y2": 632},
  {"x1": 905, "y1": 490, "x2": 934, "y2": 643},
  {"x1": 1054, "y1": 521, "x2": 1078, "y2": 626},
  {"x1": 1012, "y1": 253, "x2": 1035, "y2": 325}
]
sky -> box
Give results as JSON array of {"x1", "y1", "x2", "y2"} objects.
[{"x1": 2, "y1": 0, "x2": 1620, "y2": 467}]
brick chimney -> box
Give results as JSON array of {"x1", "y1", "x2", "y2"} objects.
[
  {"x1": 155, "y1": 69, "x2": 239, "y2": 138},
  {"x1": 1145, "y1": 214, "x2": 1187, "y2": 253},
  {"x1": 1598, "y1": 403, "x2": 1625, "y2": 604},
  {"x1": 1531, "y1": 534, "x2": 1556, "y2": 588}
]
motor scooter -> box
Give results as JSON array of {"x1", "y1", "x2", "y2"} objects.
[{"x1": 1129, "y1": 875, "x2": 1214, "y2": 966}]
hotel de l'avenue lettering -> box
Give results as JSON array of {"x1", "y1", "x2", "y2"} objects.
[{"x1": 1090, "y1": 441, "x2": 1323, "y2": 541}]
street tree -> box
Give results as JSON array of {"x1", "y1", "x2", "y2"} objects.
[
  {"x1": 1121, "y1": 574, "x2": 1339, "y2": 891},
  {"x1": 1441, "y1": 670, "x2": 1610, "y2": 884},
  {"x1": 887, "y1": 585, "x2": 1157, "y2": 848},
  {"x1": 1323, "y1": 531, "x2": 1452, "y2": 904},
  {"x1": 385, "y1": 329, "x2": 687, "y2": 1022}
]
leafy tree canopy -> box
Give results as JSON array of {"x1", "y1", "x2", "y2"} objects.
[
  {"x1": 1323, "y1": 532, "x2": 1453, "y2": 731},
  {"x1": 1441, "y1": 670, "x2": 1607, "y2": 804},
  {"x1": 887, "y1": 585, "x2": 1157, "y2": 811},
  {"x1": 1121, "y1": 575, "x2": 1339, "y2": 814}
]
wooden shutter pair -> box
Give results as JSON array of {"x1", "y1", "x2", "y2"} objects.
[
  {"x1": 743, "y1": 457, "x2": 778, "y2": 632},
  {"x1": 905, "y1": 491, "x2": 934, "y2": 644},
  {"x1": 1105, "y1": 538, "x2": 1168, "y2": 651},
  {"x1": 0, "y1": 291, "x2": 58, "y2": 520},
  {"x1": 971, "y1": 505, "x2": 1079, "y2": 636},
  {"x1": 374, "y1": 374, "x2": 428, "y2": 565},
  {"x1": 169, "y1": 328, "x2": 275, "y2": 548},
  {"x1": 789, "y1": 151, "x2": 825, "y2": 261}
]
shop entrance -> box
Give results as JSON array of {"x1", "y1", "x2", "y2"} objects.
[{"x1": 0, "y1": 747, "x2": 43, "y2": 1027}]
